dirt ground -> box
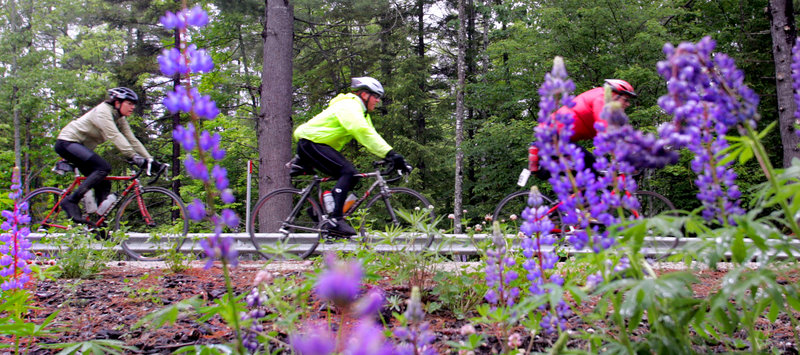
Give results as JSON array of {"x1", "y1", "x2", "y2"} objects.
[{"x1": 6, "y1": 261, "x2": 800, "y2": 354}]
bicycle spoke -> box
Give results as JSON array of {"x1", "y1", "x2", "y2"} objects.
[
  {"x1": 358, "y1": 188, "x2": 435, "y2": 252},
  {"x1": 116, "y1": 187, "x2": 188, "y2": 261},
  {"x1": 250, "y1": 188, "x2": 321, "y2": 260}
]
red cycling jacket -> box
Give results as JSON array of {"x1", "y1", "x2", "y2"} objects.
[{"x1": 553, "y1": 87, "x2": 607, "y2": 142}]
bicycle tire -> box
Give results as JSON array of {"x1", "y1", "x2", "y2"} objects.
[
  {"x1": 115, "y1": 187, "x2": 189, "y2": 261},
  {"x1": 357, "y1": 187, "x2": 435, "y2": 251},
  {"x1": 249, "y1": 188, "x2": 322, "y2": 260},
  {"x1": 631, "y1": 190, "x2": 679, "y2": 260},
  {"x1": 23, "y1": 187, "x2": 71, "y2": 232},
  {"x1": 491, "y1": 190, "x2": 566, "y2": 247}
]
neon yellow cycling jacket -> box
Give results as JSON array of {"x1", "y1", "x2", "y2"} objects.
[{"x1": 294, "y1": 93, "x2": 393, "y2": 157}]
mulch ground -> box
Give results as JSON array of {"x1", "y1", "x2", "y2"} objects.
[{"x1": 5, "y1": 261, "x2": 800, "y2": 354}]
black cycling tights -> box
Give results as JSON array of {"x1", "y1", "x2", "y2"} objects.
[
  {"x1": 297, "y1": 139, "x2": 360, "y2": 219},
  {"x1": 54, "y1": 139, "x2": 112, "y2": 204}
]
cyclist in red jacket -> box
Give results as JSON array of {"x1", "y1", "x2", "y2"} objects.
[{"x1": 534, "y1": 79, "x2": 637, "y2": 178}]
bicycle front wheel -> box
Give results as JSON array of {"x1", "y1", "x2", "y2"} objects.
[
  {"x1": 24, "y1": 187, "x2": 71, "y2": 232},
  {"x1": 115, "y1": 187, "x2": 189, "y2": 261},
  {"x1": 492, "y1": 190, "x2": 565, "y2": 246},
  {"x1": 358, "y1": 188, "x2": 435, "y2": 251},
  {"x1": 249, "y1": 188, "x2": 322, "y2": 260},
  {"x1": 632, "y1": 190, "x2": 678, "y2": 260}
]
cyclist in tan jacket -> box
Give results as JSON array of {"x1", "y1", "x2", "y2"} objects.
[{"x1": 55, "y1": 87, "x2": 163, "y2": 223}]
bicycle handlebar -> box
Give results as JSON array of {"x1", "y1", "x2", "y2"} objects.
[
  {"x1": 128, "y1": 161, "x2": 170, "y2": 185},
  {"x1": 372, "y1": 159, "x2": 412, "y2": 183}
]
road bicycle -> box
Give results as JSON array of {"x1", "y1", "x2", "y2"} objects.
[
  {"x1": 492, "y1": 172, "x2": 678, "y2": 259},
  {"x1": 23, "y1": 160, "x2": 189, "y2": 261},
  {"x1": 248, "y1": 159, "x2": 435, "y2": 260}
]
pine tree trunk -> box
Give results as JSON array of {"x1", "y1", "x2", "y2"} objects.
[
  {"x1": 768, "y1": 0, "x2": 800, "y2": 167},
  {"x1": 258, "y1": 0, "x2": 294, "y2": 230}
]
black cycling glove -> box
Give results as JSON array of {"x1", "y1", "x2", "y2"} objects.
[{"x1": 385, "y1": 150, "x2": 412, "y2": 174}]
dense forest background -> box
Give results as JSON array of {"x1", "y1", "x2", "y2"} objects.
[{"x1": 1, "y1": 0, "x2": 798, "y2": 226}]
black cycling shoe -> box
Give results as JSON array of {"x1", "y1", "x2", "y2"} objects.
[
  {"x1": 323, "y1": 218, "x2": 357, "y2": 237},
  {"x1": 59, "y1": 199, "x2": 89, "y2": 224}
]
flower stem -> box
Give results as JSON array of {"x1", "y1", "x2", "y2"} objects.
[
  {"x1": 745, "y1": 125, "x2": 800, "y2": 236},
  {"x1": 222, "y1": 261, "x2": 244, "y2": 353}
]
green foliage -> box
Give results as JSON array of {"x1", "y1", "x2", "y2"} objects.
[
  {"x1": 44, "y1": 228, "x2": 123, "y2": 279},
  {"x1": 431, "y1": 266, "x2": 485, "y2": 319}
]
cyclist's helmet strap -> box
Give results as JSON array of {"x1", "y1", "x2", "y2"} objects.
[
  {"x1": 603, "y1": 79, "x2": 637, "y2": 98},
  {"x1": 351, "y1": 77, "x2": 384, "y2": 98},
  {"x1": 107, "y1": 87, "x2": 139, "y2": 103}
]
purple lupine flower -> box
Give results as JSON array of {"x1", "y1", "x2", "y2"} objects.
[
  {"x1": 0, "y1": 168, "x2": 32, "y2": 290},
  {"x1": 185, "y1": 5, "x2": 209, "y2": 27},
  {"x1": 183, "y1": 154, "x2": 209, "y2": 182},
  {"x1": 540, "y1": 301, "x2": 571, "y2": 334},
  {"x1": 314, "y1": 253, "x2": 364, "y2": 307},
  {"x1": 158, "y1": 48, "x2": 189, "y2": 77},
  {"x1": 164, "y1": 86, "x2": 193, "y2": 114},
  {"x1": 241, "y1": 288, "x2": 268, "y2": 352},
  {"x1": 187, "y1": 199, "x2": 205, "y2": 221},
  {"x1": 210, "y1": 146, "x2": 226, "y2": 161},
  {"x1": 290, "y1": 323, "x2": 336, "y2": 355},
  {"x1": 220, "y1": 189, "x2": 235, "y2": 204},
  {"x1": 393, "y1": 287, "x2": 437, "y2": 355},
  {"x1": 586, "y1": 272, "x2": 604, "y2": 289},
  {"x1": 199, "y1": 131, "x2": 221, "y2": 152},
  {"x1": 345, "y1": 320, "x2": 396, "y2": 355},
  {"x1": 791, "y1": 38, "x2": 800, "y2": 138},
  {"x1": 193, "y1": 94, "x2": 220, "y2": 119},
  {"x1": 212, "y1": 165, "x2": 229, "y2": 190},
  {"x1": 159, "y1": 11, "x2": 184, "y2": 29},
  {"x1": 186, "y1": 44, "x2": 214, "y2": 73},
  {"x1": 172, "y1": 123, "x2": 196, "y2": 151},
  {"x1": 354, "y1": 288, "x2": 385, "y2": 318},
  {"x1": 656, "y1": 36, "x2": 747, "y2": 224},
  {"x1": 199, "y1": 218, "x2": 238, "y2": 269},
  {"x1": 220, "y1": 208, "x2": 238, "y2": 228}
]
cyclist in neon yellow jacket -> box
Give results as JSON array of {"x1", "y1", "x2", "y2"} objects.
[{"x1": 294, "y1": 77, "x2": 411, "y2": 236}]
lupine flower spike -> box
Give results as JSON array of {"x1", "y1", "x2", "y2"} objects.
[
  {"x1": 0, "y1": 167, "x2": 33, "y2": 290},
  {"x1": 158, "y1": 5, "x2": 238, "y2": 267},
  {"x1": 657, "y1": 37, "x2": 752, "y2": 225}
]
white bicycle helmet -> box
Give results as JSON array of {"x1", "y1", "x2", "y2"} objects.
[
  {"x1": 108, "y1": 87, "x2": 139, "y2": 103},
  {"x1": 351, "y1": 77, "x2": 384, "y2": 98}
]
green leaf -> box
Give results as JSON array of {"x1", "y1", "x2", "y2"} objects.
[
  {"x1": 738, "y1": 142, "x2": 754, "y2": 164},
  {"x1": 133, "y1": 296, "x2": 203, "y2": 330},
  {"x1": 767, "y1": 300, "x2": 780, "y2": 323},
  {"x1": 731, "y1": 231, "x2": 746, "y2": 263},
  {"x1": 787, "y1": 295, "x2": 800, "y2": 312}
]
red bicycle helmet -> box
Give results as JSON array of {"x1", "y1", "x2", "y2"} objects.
[{"x1": 604, "y1": 79, "x2": 637, "y2": 98}]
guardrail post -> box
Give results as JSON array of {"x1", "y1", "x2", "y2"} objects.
[{"x1": 246, "y1": 160, "x2": 252, "y2": 234}]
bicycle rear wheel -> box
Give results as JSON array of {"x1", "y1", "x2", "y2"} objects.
[
  {"x1": 115, "y1": 187, "x2": 189, "y2": 261},
  {"x1": 249, "y1": 188, "x2": 322, "y2": 260},
  {"x1": 357, "y1": 188, "x2": 435, "y2": 251},
  {"x1": 631, "y1": 190, "x2": 678, "y2": 260},
  {"x1": 24, "y1": 187, "x2": 71, "y2": 232},
  {"x1": 492, "y1": 190, "x2": 565, "y2": 248}
]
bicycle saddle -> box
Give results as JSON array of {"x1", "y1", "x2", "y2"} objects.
[{"x1": 52, "y1": 160, "x2": 77, "y2": 175}]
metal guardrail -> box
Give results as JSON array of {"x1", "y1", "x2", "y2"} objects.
[{"x1": 26, "y1": 232, "x2": 800, "y2": 260}]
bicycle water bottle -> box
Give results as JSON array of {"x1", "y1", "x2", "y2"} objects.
[
  {"x1": 528, "y1": 143, "x2": 539, "y2": 172},
  {"x1": 96, "y1": 193, "x2": 117, "y2": 215},
  {"x1": 343, "y1": 193, "x2": 357, "y2": 213},
  {"x1": 82, "y1": 190, "x2": 98, "y2": 214},
  {"x1": 322, "y1": 190, "x2": 335, "y2": 214}
]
